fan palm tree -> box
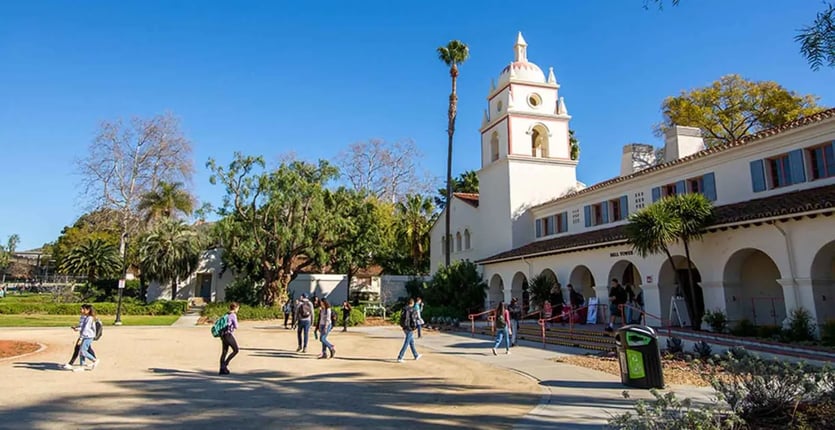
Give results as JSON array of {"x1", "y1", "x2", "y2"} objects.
[
  {"x1": 138, "y1": 181, "x2": 194, "y2": 223},
  {"x1": 396, "y1": 194, "x2": 435, "y2": 272},
  {"x1": 437, "y1": 40, "x2": 469, "y2": 266},
  {"x1": 138, "y1": 219, "x2": 201, "y2": 300},
  {"x1": 60, "y1": 238, "x2": 122, "y2": 285},
  {"x1": 665, "y1": 193, "x2": 714, "y2": 328}
]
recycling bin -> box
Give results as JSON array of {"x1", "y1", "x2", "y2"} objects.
[{"x1": 615, "y1": 325, "x2": 664, "y2": 389}]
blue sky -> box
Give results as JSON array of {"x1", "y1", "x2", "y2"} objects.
[{"x1": 1, "y1": 0, "x2": 833, "y2": 250}]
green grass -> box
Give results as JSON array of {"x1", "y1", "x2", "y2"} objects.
[{"x1": 0, "y1": 314, "x2": 180, "y2": 327}]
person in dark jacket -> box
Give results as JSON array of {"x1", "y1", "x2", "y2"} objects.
[
  {"x1": 549, "y1": 283, "x2": 564, "y2": 322},
  {"x1": 606, "y1": 279, "x2": 627, "y2": 332}
]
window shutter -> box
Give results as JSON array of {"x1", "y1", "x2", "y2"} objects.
[
  {"x1": 788, "y1": 149, "x2": 807, "y2": 184},
  {"x1": 549, "y1": 215, "x2": 557, "y2": 235},
  {"x1": 651, "y1": 187, "x2": 661, "y2": 202},
  {"x1": 600, "y1": 202, "x2": 609, "y2": 224},
  {"x1": 702, "y1": 172, "x2": 717, "y2": 201},
  {"x1": 584, "y1": 205, "x2": 591, "y2": 227},
  {"x1": 619, "y1": 195, "x2": 628, "y2": 220},
  {"x1": 560, "y1": 212, "x2": 568, "y2": 233},
  {"x1": 827, "y1": 143, "x2": 835, "y2": 177},
  {"x1": 535, "y1": 219, "x2": 542, "y2": 238},
  {"x1": 750, "y1": 159, "x2": 766, "y2": 192},
  {"x1": 675, "y1": 180, "x2": 686, "y2": 195}
]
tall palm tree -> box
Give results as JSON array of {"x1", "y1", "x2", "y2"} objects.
[
  {"x1": 396, "y1": 194, "x2": 435, "y2": 272},
  {"x1": 60, "y1": 238, "x2": 122, "y2": 285},
  {"x1": 138, "y1": 219, "x2": 201, "y2": 300},
  {"x1": 665, "y1": 193, "x2": 714, "y2": 328},
  {"x1": 437, "y1": 40, "x2": 469, "y2": 266},
  {"x1": 138, "y1": 181, "x2": 194, "y2": 223}
]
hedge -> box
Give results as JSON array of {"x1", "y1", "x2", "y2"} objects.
[{"x1": 0, "y1": 300, "x2": 188, "y2": 316}]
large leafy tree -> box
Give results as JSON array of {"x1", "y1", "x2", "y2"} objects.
[
  {"x1": 657, "y1": 74, "x2": 824, "y2": 147},
  {"x1": 625, "y1": 193, "x2": 713, "y2": 329},
  {"x1": 645, "y1": 1, "x2": 835, "y2": 70},
  {"x1": 207, "y1": 153, "x2": 342, "y2": 306},
  {"x1": 138, "y1": 181, "x2": 195, "y2": 223},
  {"x1": 50, "y1": 210, "x2": 121, "y2": 270},
  {"x1": 437, "y1": 40, "x2": 470, "y2": 267},
  {"x1": 395, "y1": 194, "x2": 435, "y2": 274},
  {"x1": 60, "y1": 238, "x2": 122, "y2": 286},
  {"x1": 435, "y1": 170, "x2": 479, "y2": 208},
  {"x1": 138, "y1": 219, "x2": 201, "y2": 300},
  {"x1": 0, "y1": 234, "x2": 20, "y2": 283}
]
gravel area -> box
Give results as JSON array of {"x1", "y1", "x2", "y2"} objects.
[{"x1": 555, "y1": 354, "x2": 713, "y2": 387}]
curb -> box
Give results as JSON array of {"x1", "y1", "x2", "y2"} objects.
[{"x1": 0, "y1": 342, "x2": 47, "y2": 362}]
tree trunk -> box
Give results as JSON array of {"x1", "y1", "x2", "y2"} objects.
[
  {"x1": 682, "y1": 240, "x2": 702, "y2": 330},
  {"x1": 171, "y1": 277, "x2": 178, "y2": 301},
  {"x1": 444, "y1": 66, "x2": 459, "y2": 267},
  {"x1": 346, "y1": 267, "x2": 355, "y2": 305}
]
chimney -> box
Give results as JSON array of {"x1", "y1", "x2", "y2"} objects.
[
  {"x1": 621, "y1": 143, "x2": 656, "y2": 176},
  {"x1": 664, "y1": 126, "x2": 705, "y2": 163}
]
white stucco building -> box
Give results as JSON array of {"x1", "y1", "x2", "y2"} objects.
[{"x1": 430, "y1": 33, "x2": 835, "y2": 329}]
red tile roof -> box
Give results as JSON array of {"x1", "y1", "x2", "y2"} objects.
[
  {"x1": 454, "y1": 192, "x2": 480, "y2": 208},
  {"x1": 533, "y1": 108, "x2": 835, "y2": 210},
  {"x1": 478, "y1": 183, "x2": 835, "y2": 264}
]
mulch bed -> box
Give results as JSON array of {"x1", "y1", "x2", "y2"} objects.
[
  {"x1": 555, "y1": 352, "x2": 723, "y2": 387},
  {"x1": 0, "y1": 340, "x2": 40, "y2": 359}
]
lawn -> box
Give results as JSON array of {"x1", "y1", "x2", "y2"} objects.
[{"x1": 0, "y1": 314, "x2": 180, "y2": 327}]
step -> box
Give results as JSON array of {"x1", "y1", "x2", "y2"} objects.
[{"x1": 473, "y1": 329, "x2": 615, "y2": 352}]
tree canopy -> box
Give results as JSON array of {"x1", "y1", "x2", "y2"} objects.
[
  {"x1": 138, "y1": 219, "x2": 201, "y2": 300},
  {"x1": 657, "y1": 74, "x2": 824, "y2": 147},
  {"x1": 337, "y1": 139, "x2": 433, "y2": 203},
  {"x1": 138, "y1": 181, "x2": 195, "y2": 223},
  {"x1": 436, "y1": 170, "x2": 479, "y2": 208}
]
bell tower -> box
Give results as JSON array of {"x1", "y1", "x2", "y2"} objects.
[{"x1": 477, "y1": 33, "x2": 579, "y2": 259}]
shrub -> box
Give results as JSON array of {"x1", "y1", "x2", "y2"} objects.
[
  {"x1": 422, "y1": 305, "x2": 465, "y2": 321},
  {"x1": 756, "y1": 325, "x2": 782, "y2": 340},
  {"x1": 781, "y1": 307, "x2": 815, "y2": 342},
  {"x1": 223, "y1": 277, "x2": 261, "y2": 306},
  {"x1": 703, "y1": 309, "x2": 728, "y2": 333},
  {"x1": 666, "y1": 337, "x2": 684, "y2": 354},
  {"x1": 821, "y1": 320, "x2": 835, "y2": 346},
  {"x1": 389, "y1": 310, "x2": 402, "y2": 325},
  {"x1": 607, "y1": 389, "x2": 744, "y2": 429},
  {"x1": 0, "y1": 299, "x2": 187, "y2": 315},
  {"x1": 528, "y1": 273, "x2": 556, "y2": 309},
  {"x1": 336, "y1": 307, "x2": 365, "y2": 327},
  {"x1": 404, "y1": 277, "x2": 427, "y2": 299},
  {"x1": 693, "y1": 341, "x2": 713, "y2": 359},
  {"x1": 730, "y1": 319, "x2": 756, "y2": 337},
  {"x1": 203, "y1": 302, "x2": 281, "y2": 320},
  {"x1": 422, "y1": 261, "x2": 487, "y2": 316}
]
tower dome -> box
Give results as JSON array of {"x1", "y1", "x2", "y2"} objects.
[{"x1": 498, "y1": 32, "x2": 546, "y2": 84}]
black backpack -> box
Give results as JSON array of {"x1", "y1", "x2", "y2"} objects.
[
  {"x1": 400, "y1": 308, "x2": 416, "y2": 330},
  {"x1": 94, "y1": 319, "x2": 103, "y2": 341},
  {"x1": 299, "y1": 301, "x2": 312, "y2": 319},
  {"x1": 329, "y1": 308, "x2": 338, "y2": 326}
]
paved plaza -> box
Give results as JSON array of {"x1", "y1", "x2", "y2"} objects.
[{"x1": 0, "y1": 323, "x2": 712, "y2": 429}]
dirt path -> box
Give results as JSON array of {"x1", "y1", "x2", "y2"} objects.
[{"x1": 0, "y1": 322, "x2": 539, "y2": 429}]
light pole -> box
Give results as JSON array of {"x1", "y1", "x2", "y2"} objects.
[{"x1": 114, "y1": 235, "x2": 127, "y2": 326}]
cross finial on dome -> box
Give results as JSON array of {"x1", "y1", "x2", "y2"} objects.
[{"x1": 514, "y1": 32, "x2": 528, "y2": 62}]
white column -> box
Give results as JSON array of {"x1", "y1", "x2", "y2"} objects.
[
  {"x1": 777, "y1": 278, "x2": 819, "y2": 328},
  {"x1": 640, "y1": 283, "x2": 661, "y2": 323},
  {"x1": 594, "y1": 286, "x2": 609, "y2": 304}
]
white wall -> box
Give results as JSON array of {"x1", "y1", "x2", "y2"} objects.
[{"x1": 147, "y1": 249, "x2": 233, "y2": 303}]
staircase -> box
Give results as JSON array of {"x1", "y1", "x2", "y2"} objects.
[{"x1": 472, "y1": 321, "x2": 616, "y2": 352}]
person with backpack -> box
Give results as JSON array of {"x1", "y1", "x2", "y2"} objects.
[
  {"x1": 72, "y1": 304, "x2": 100, "y2": 370},
  {"x1": 396, "y1": 298, "x2": 422, "y2": 363},
  {"x1": 282, "y1": 297, "x2": 293, "y2": 329},
  {"x1": 507, "y1": 298, "x2": 521, "y2": 347},
  {"x1": 294, "y1": 293, "x2": 314, "y2": 353},
  {"x1": 316, "y1": 299, "x2": 336, "y2": 359},
  {"x1": 341, "y1": 300, "x2": 352, "y2": 332},
  {"x1": 217, "y1": 302, "x2": 240, "y2": 375},
  {"x1": 491, "y1": 302, "x2": 512, "y2": 356},
  {"x1": 414, "y1": 297, "x2": 425, "y2": 339}
]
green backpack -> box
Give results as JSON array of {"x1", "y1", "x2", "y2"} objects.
[{"x1": 211, "y1": 314, "x2": 229, "y2": 337}]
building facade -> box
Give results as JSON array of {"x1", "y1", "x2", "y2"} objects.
[{"x1": 429, "y1": 33, "x2": 835, "y2": 329}]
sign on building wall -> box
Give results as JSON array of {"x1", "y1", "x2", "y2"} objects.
[{"x1": 609, "y1": 250, "x2": 634, "y2": 258}]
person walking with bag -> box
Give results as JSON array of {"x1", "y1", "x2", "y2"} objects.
[
  {"x1": 294, "y1": 293, "x2": 314, "y2": 353},
  {"x1": 73, "y1": 304, "x2": 100, "y2": 371},
  {"x1": 219, "y1": 302, "x2": 240, "y2": 375},
  {"x1": 507, "y1": 298, "x2": 521, "y2": 347},
  {"x1": 317, "y1": 299, "x2": 336, "y2": 359},
  {"x1": 341, "y1": 300, "x2": 352, "y2": 332},
  {"x1": 491, "y1": 302, "x2": 512, "y2": 356},
  {"x1": 396, "y1": 298, "x2": 422, "y2": 363}
]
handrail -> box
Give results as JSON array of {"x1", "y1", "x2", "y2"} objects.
[
  {"x1": 520, "y1": 310, "x2": 542, "y2": 320},
  {"x1": 468, "y1": 309, "x2": 496, "y2": 337},
  {"x1": 622, "y1": 303, "x2": 672, "y2": 337}
]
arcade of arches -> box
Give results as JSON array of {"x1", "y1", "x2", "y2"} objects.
[{"x1": 484, "y1": 240, "x2": 835, "y2": 329}]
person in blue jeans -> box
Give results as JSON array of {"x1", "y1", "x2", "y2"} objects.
[
  {"x1": 491, "y1": 302, "x2": 512, "y2": 356},
  {"x1": 294, "y1": 294, "x2": 314, "y2": 353},
  {"x1": 414, "y1": 297, "x2": 425, "y2": 338},
  {"x1": 316, "y1": 299, "x2": 335, "y2": 359},
  {"x1": 397, "y1": 298, "x2": 422, "y2": 363},
  {"x1": 73, "y1": 304, "x2": 100, "y2": 370}
]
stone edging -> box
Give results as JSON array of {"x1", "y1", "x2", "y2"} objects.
[{"x1": 0, "y1": 342, "x2": 47, "y2": 362}]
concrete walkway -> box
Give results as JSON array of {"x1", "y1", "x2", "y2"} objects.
[
  {"x1": 358, "y1": 326, "x2": 715, "y2": 430},
  {"x1": 171, "y1": 306, "x2": 203, "y2": 327}
]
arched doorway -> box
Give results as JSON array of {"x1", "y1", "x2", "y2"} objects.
[
  {"x1": 811, "y1": 240, "x2": 835, "y2": 323},
  {"x1": 723, "y1": 248, "x2": 785, "y2": 326},
  {"x1": 569, "y1": 265, "x2": 596, "y2": 299},
  {"x1": 488, "y1": 274, "x2": 504, "y2": 310},
  {"x1": 658, "y1": 256, "x2": 703, "y2": 327},
  {"x1": 608, "y1": 260, "x2": 642, "y2": 287},
  {"x1": 511, "y1": 272, "x2": 528, "y2": 310}
]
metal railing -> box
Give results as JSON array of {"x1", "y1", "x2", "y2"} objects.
[
  {"x1": 468, "y1": 309, "x2": 496, "y2": 337},
  {"x1": 622, "y1": 303, "x2": 672, "y2": 337},
  {"x1": 536, "y1": 303, "x2": 607, "y2": 348}
]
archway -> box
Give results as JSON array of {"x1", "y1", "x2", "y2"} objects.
[
  {"x1": 511, "y1": 272, "x2": 528, "y2": 310},
  {"x1": 723, "y1": 248, "x2": 785, "y2": 325},
  {"x1": 464, "y1": 229, "x2": 471, "y2": 250},
  {"x1": 455, "y1": 232, "x2": 462, "y2": 253},
  {"x1": 488, "y1": 274, "x2": 504, "y2": 310},
  {"x1": 568, "y1": 265, "x2": 596, "y2": 299},
  {"x1": 658, "y1": 256, "x2": 704, "y2": 327},
  {"x1": 811, "y1": 240, "x2": 835, "y2": 323},
  {"x1": 530, "y1": 124, "x2": 550, "y2": 158},
  {"x1": 490, "y1": 131, "x2": 500, "y2": 162},
  {"x1": 608, "y1": 260, "x2": 642, "y2": 287}
]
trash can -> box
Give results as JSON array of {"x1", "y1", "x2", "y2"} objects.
[{"x1": 615, "y1": 325, "x2": 664, "y2": 389}]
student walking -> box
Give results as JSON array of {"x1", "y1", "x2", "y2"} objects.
[
  {"x1": 316, "y1": 299, "x2": 336, "y2": 359},
  {"x1": 415, "y1": 297, "x2": 425, "y2": 338},
  {"x1": 341, "y1": 300, "x2": 352, "y2": 332},
  {"x1": 72, "y1": 304, "x2": 100, "y2": 370},
  {"x1": 396, "y1": 298, "x2": 422, "y2": 363},
  {"x1": 606, "y1": 278, "x2": 628, "y2": 332},
  {"x1": 219, "y1": 302, "x2": 240, "y2": 375},
  {"x1": 491, "y1": 302, "x2": 512, "y2": 356},
  {"x1": 507, "y1": 298, "x2": 521, "y2": 347},
  {"x1": 62, "y1": 338, "x2": 96, "y2": 371},
  {"x1": 283, "y1": 298, "x2": 293, "y2": 329},
  {"x1": 294, "y1": 293, "x2": 314, "y2": 353}
]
